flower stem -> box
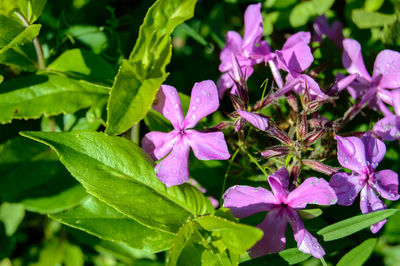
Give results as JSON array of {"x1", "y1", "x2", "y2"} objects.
[
  {"x1": 15, "y1": 11, "x2": 46, "y2": 70},
  {"x1": 247, "y1": 152, "x2": 269, "y2": 178},
  {"x1": 320, "y1": 257, "x2": 328, "y2": 266},
  {"x1": 220, "y1": 148, "x2": 240, "y2": 205}
]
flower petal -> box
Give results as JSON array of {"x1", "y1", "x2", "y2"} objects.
[
  {"x1": 141, "y1": 130, "x2": 179, "y2": 160},
  {"x1": 373, "y1": 49, "x2": 400, "y2": 89},
  {"x1": 392, "y1": 89, "x2": 400, "y2": 116},
  {"x1": 279, "y1": 32, "x2": 313, "y2": 73},
  {"x1": 374, "y1": 169, "x2": 400, "y2": 201},
  {"x1": 153, "y1": 85, "x2": 184, "y2": 129},
  {"x1": 374, "y1": 115, "x2": 400, "y2": 141},
  {"x1": 342, "y1": 39, "x2": 372, "y2": 81},
  {"x1": 336, "y1": 135, "x2": 367, "y2": 173},
  {"x1": 287, "y1": 208, "x2": 325, "y2": 258},
  {"x1": 287, "y1": 177, "x2": 337, "y2": 208},
  {"x1": 249, "y1": 208, "x2": 287, "y2": 258},
  {"x1": 184, "y1": 130, "x2": 230, "y2": 160},
  {"x1": 217, "y1": 72, "x2": 235, "y2": 99},
  {"x1": 242, "y1": 3, "x2": 263, "y2": 52},
  {"x1": 237, "y1": 109, "x2": 269, "y2": 131},
  {"x1": 361, "y1": 134, "x2": 386, "y2": 167},
  {"x1": 154, "y1": 139, "x2": 190, "y2": 187},
  {"x1": 268, "y1": 175, "x2": 288, "y2": 204},
  {"x1": 183, "y1": 80, "x2": 219, "y2": 129},
  {"x1": 223, "y1": 185, "x2": 277, "y2": 218},
  {"x1": 219, "y1": 31, "x2": 243, "y2": 72},
  {"x1": 270, "y1": 167, "x2": 290, "y2": 191},
  {"x1": 360, "y1": 186, "x2": 387, "y2": 233},
  {"x1": 329, "y1": 172, "x2": 365, "y2": 206}
]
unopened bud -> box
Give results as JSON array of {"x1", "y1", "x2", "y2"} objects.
[
  {"x1": 268, "y1": 121, "x2": 293, "y2": 145},
  {"x1": 303, "y1": 129, "x2": 326, "y2": 145},
  {"x1": 302, "y1": 160, "x2": 340, "y2": 175},
  {"x1": 290, "y1": 165, "x2": 301, "y2": 186},
  {"x1": 229, "y1": 94, "x2": 244, "y2": 111},
  {"x1": 261, "y1": 146, "x2": 290, "y2": 158},
  {"x1": 286, "y1": 93, "x2": 299, "y2": 113},
  {"x1": 307, "y1": 100, "x2": 323, "y2": 113},
  {"x1": 299, "y1": 112, "x2": 307, "y2": 139}
]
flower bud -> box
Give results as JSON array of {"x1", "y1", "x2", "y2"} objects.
[
  {"x1": 261, "y1": 146, "x2": 290, "y2": 158},
  {"x1": 299, "y1": 111, "x2": 307, "y2": 139},
  {"x1": 302, "y1": 160, "x2": 340, "y2": 175},
  {"x1": 303, "y1": 129, "x2": 326, "y2": 145}
]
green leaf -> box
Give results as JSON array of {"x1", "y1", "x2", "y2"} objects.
[
  {"x1": 50, "y1": 196, "x2": 174, "y2": 253},
  {"x1": 105, "y1": 0, "x2": 197, "y2": 135},
  {"x1": 0, "y1": 75, "x2": 3, "y2": 84},
  {"x1": 0, "y1": 203, "x2": 25, "y2": 236},
  {"x1": 364, "y1": 0, "x2": 385, "y2": 11},
  {"x1": 352, "y1": 9, "x2": 396, "y2": 29},
  {"x1": 63, "y1": 243, "x2": 84, "y2": 266},
  {"x1": 167, "y1": 215, "x2": 263, "y2": 266},
  {"x1": 16, "y1": 0, "x2": 47, "y2": 23},
  {"x1": 66, "y1": 25, "x2": 108, "y2": 54},
  {"x1": 0, "y1": 14, "x2": 41, "y2": 55},
  {"x1": 0, "y1": 137, "x2": 87, "y2": 213},
  {"x1": 0, "y1": 1, "x2": 18, "y2": 16},
  {"x1": 289, "y1": 0, "x2": 334, "y2": 27},
  {"x1": 337, "y1": 238, "x2": 376, "y2": 266},
  {"x1": 0, "y1": 74, "x2": 109, "y2": 124},
  {"x1": 48, "y1": 48, "x2": 115, "y2": 84},
  {"x1": 298, "y1": 208, "x2": 323, "y2": 219},
  {"x1": 317, "y1": 209, "x2": 397, "y2": 241},
  {"x1": 0, "y1": 43, "x2": 38, "y2": 71},
  {"x1": 21, "y1": 130, "x2": 214, "y2": 233}
]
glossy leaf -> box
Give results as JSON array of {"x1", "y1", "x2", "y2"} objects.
[
  {"x1": 106, "y1": 0, "x2": 197, "y2": 135},
  {"x1": 21, "y1": 130, "x2": 214, "y2": 233},
  {"x1": 50, "y1": 196, "x2": 174, "y2": 253},
  {"x1": 337, "y1": 238, "x2": 377, "y2": 266},
  {"x1": 16, "y1": 0, "x2": 47, "y2": 23},
  {"x1": 0, "y1": 74, "x2": 109, "y2": 124},
  {"x1": 0, "y1": 14, "x2": 41, "y2": 55},
  {"x1": 317, "y1": 209, "x2": 397, "y2": 241},
  {"x1": 0, "y1": 137, "x2": 87, "y2": 213},
  {"x1": 352, "y1": 9, "x2": 396, "y2": 29}
]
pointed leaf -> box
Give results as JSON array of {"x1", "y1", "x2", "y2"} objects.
[
  {"x1": 21, "y1": 131, "x2": 214, "y2": 233},
  {"x1": 337, "y1": 238, "x2": 376, "y2": 266}
]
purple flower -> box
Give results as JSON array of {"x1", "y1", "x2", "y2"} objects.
[
  {"x1": 236, "y1": 109, "x2": 269, "y2": 131},
  {"x1": 374, "y1": 89, "x2": 400, "y2": 143},
  {"x1": 342, "y1": 39, "x2": 400, "y2": 112},
  {"x1": 142, "y1": 81, "x2": 230, "y2": 187},
  {"x1": 223, "y1": 168, "x2": 337, "y2": 258},
  {"x1": 266, "y1": 32, "x2": 327, "y2": 99},
  {"x1": 217, "y1": 3, "x2": 270, "y2": 98},
  {"x1": 313, "y1": 15, "x2": 344, "y2": 48},
  {"x1": 329, "y1": 134, "x2": 400, "y2": 233}
]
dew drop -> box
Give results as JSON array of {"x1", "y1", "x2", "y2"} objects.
[
  {"x1": 192, "y1": 105, "x2": 198, "y2": 111},
  {"x1": 191, "y1": 114, "x2": 197, "y2": 120},
  {"x1": 195, "y1": 97, "x2": 201, "y2": 104},
  {"x1": 357, "y1": 158, "x2": 362, "y2": 163},
  {"x1": 207, "y1": 93, "x2": 211, "y2": 97},
  {"x1": 165, "y1": 109, "x2": 170, "y2": 115},
  {"x1": 201, "y1": 90, "x2": 207, "y2": 95},
  {"x1": 172, "y1": 169, "x2": 177, "y2": 174},
  {"x1": 174, "y1": 103, "x2": 179, "y2": 109},
  {"x1": 344, "y1": 160, "x2": 349, "y2": 165}
]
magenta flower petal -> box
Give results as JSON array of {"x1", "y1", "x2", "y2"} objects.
[
  {"x1": 223, "y1": 185, "x2": 277, "y2": 218},
  {"x1": 242, "y1": 3, "x2": 263, "y2": 53},
  {"x1": 183, "y1": 80, "x2": 219, "y2": 129},
  {"x1": 392, "y1": 89, "x2": 400, "y2": 115},
  {"x1": 219, "y1": 31, "x2": 243, "y2": 72},
  {"x1": 268, "y1": 175, "x2": 288, "y2": 203},
  {"x1": 237, "y1": 109, "x2": 269, "y2": 131},
  {"x1": 269, "y1": 167, "x2": 290, "y2": 190},
  {"x1": 313, "y1": 15, "x2": 343, "y2": 48},
  {"x1": 142, "y1": 131, "x2": 179, "y2": 161},
  {"x1": 361, "y1": 134, "x2": 386, "y2": 167},
  {"x1": 185, "y1": 130, "x2": 230, "y2": 160},
  {"x1": 374, "y1": 115, "x2": 400, "y2": 141},
  {"x1": 154, "y1": 139, "x2": 190, "y2": 187},
  {"x1": 332, "y1": 73, "x2": 359, "y2": 94},
  {"x1": 287, "y1": 177, "x2": 337, "y2": 209},
  {"x1": 249, "y1": 209, "x2": 287, "y2": 258},
  {"x1": 329, "y1": 172, "x2": 365, "y2": 206},
  {"x1": 342, "y1": 39, "x2": 372, "y2": 81},
  {"x1": 360, "y1": 186, "x2": 387, "y2": 233},
  {"x1": 374, "y1": 169, "x2": 400, "y2": 201},
  {"x1": 373, "y1": 49, "x2": 400, "y2": 89},
  {"x1": 287, "y1": 208, "x2": 325, "y2": 258},
  {"x1": 279, "y1": 32, "x2": 313, "y2": 73},
  {"x1": 153, "y1": 85, "x2": 184, "y2": 129},
  {"x1": 336, "y1": 136, "x2": 367, "y2": 173},
  {"x1": 217, "y1": 72, "x2": 236, "y2": 98}
]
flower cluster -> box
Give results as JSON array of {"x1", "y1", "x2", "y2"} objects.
[{"x1": 141, "y1": 3, "x2": 400, "y2": 260}]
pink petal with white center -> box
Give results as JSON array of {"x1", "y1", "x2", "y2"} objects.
[
  {"x1": 141, "y1": 130, "x2": 179, "y2": 161},
  {"x1": 374, "y1": 169, "x2": 400, "y2": 201},
  {"x1": 336, "y1": 136, "x2": 367, "y2": 174},
  {"x1": 237, "y1": 109, "x2": 269, "y2": 131},
  {"x1": 242, "y1": 3, "x2": 263, "y2": 53},
  {"x1": 287, "y1": 208, "x2": 325, "y2": 258},
  {"x1": 342, "y1": 39, "x2": 372, "y2": 81},
  {"x1": 279, "y1": 32, "x2": 313, "y2": 73},
  {"x1": 249, "y1": 208, "x2": 287, "y2": 258},
  {"x1": 360, "y1": 186, "x2": 387, "y2": 233},
  {"x1": 373, "y1": 49, "x2": 400, "y2": 89},
  {"x1": 329, "y1": 172, "x2": 365, "y2": 206},
  {"x1": 361, "y1": 134, "x2": 386, "y2": 167},
  {"x1": 287, "y1": 177, "x2": 337, "y2": 209},
  {"x1": 154, "y1": 139, "x2": 190, "y2": 187},
  {"x1": 184, "y1": 130, "x2": 230, "y2": 160},
  {"x1": 183, "y1": 80, "x2": 219, "y2": 129},
  {"x1": 223, "y1": 185, "x2": 277, "y2": 218},
  {"x1": 153, "y1": 85, "x2": 184, "y2": 129},
  {"x1": 219, "y1": 31, "x2": 243, "y2": 72}
]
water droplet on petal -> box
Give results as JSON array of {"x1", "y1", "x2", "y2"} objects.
[
  {"x1": 201, "y1": 90, "x2": 207, "y2": 95},
  {"x1": 174, "y1": 103, "x2": 179, "y2": 109},
  {"x1": 191, "y1": 114, "x2": 197, "y2": 120},
  {"x1": 195, "y1": 97, "x2": 201, "y2": 104},
  {"x1": 207, "y1": 93, "x2": 211, "y2": 97},
  {"x1": 357, "y1": 158, "x2": 362, "y2": 163},
  {"x1": 192, "y1": 105, "x2": 197, "y2": 111}
]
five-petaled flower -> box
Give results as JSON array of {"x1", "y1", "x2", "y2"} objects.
[
  {"x1": 223, "y1": 168, "x2": 337, "y2": 258},
  {"x1": 329, "y1": 134, "x2": 400, "y2": 233},
  {"x1": 217, "y1": 3, "x2": 270, "y2": 98},
  {"x1": 142, "y1": 80, "x2": 230, "y2": 187}
]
